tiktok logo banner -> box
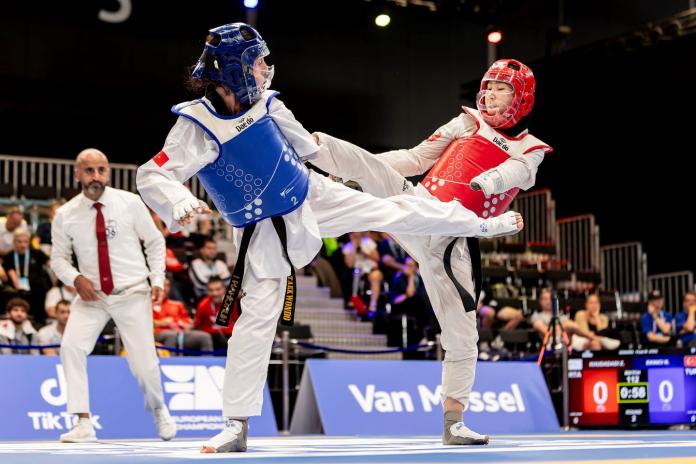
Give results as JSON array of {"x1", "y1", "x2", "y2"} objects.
[{"x1": 0, "y1": 356, "x2": 277, "y2": 440}]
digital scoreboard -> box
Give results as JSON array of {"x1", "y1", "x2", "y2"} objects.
[{"x1": 568, "y1": 350, "x2": 696, "y2": 427}]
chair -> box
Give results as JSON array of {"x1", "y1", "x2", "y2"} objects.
[
  {"x1": 576, "y1": 271, "x2": 602, "y2": 285},
  {"x1": 529, "y1": 243, "x2": 557, "y2": 255},
  {"x1": 482, "y1": 266, "x2": 510, "y2": 285},
  {"x1": 479, "y1": 239, "x2": 496, "y2": 253},
  {"x1": 515, "y1": 268, "x2": 542, "y2": 289},
  {"x1": 545, "y1": 269, "x2": 573, "y2": 287},
  {"x1": 60, "y1": 187, "x2": 82, "y2": 200},
  {"x1": 20, "y1": 185, "x2": 56, "y2": 200},
  {"x1": 499, "y1": 242, "x2": 526, "y2": 254},
  {"x1": 0, "y1": 183, "x2": 15, "y2": 198},
  {"x1": 477, "y1": 328, "x2": 495, "y2": 344},
  {"x1": 500, "y1": 329, "x2": 537, "y2": 357}
]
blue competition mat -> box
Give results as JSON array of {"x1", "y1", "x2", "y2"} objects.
[{"x1": 0, "y1": 431, "x2": 695, "y2": 464}]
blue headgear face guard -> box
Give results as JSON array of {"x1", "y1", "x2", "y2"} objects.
[
  {"x1": 241, "y1": 42, "x2": 274, "y2": 104},
  {"x1": 191, "y1": 23, "x2": 273, "y2": 106}
]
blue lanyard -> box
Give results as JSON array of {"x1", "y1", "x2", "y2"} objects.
[{"x1": 13, "y1": 249, "x2": 30, "y2": 277}]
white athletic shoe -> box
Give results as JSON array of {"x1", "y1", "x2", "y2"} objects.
[
  {"x1": 443, "y1": 411, "x2": 489, "y2": 445},
  {"x1": 60, "y1": 417, "x2": 97, "y2": 443},
  {"x1": 201, "y1": 419, "x2": 248, "y2": 453},
  {"x1": 153, "y1": 406, "x2": 177, "y2": 441},
  {"x1": 600, "y1": 336, "x2": 621, "y2": 350}
]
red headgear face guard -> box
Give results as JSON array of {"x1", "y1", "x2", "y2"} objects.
[{"x1": 476, "y1": 59, "x2": 536, "y2": 129}]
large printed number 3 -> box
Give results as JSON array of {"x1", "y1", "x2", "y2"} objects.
[{"x1": 99, "y1": 0, "x2": 132, "y2": 23}]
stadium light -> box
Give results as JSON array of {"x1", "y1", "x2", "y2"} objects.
[
  {"x1": 487, "y1": 29, "x2": 503, "y2": 45},
  {"x1": 375, "y1": 13, "x2": 391, "y2": 27}
]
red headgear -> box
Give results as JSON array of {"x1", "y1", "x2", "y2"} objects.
[{"x1": 476, "y1": 59, "x2": 535, "y2": 129}]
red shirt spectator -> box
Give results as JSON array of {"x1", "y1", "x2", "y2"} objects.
[
  {"x1": 195, "y1": 296, "x2": 230, "y2": 336},
  {"x1": 165, "y1": 248, "x2": 184, "y2": 273},
  {"x1": 153, "y1": 297, "x2": 192, "y2": 333},
  {"x1": 194, "y1": 277, "x2": 238, "y2": 336}
]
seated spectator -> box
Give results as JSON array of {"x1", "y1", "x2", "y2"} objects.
[
  {"x1": 476, "y1": 289, "x2": 525, "y2": 354},
  {"x1": 152, "y1": 200, "x2": 211, "y2": 249},
  {"x1": 482, "y1": 289, "x2": 525, "y2": 331},
  {"x1": 36, "y1": 299, "x2": 70, "y2": 355},
  {"x1": 572, "y1": 294, "x2": 621, "y2": 351},
  {"x1": 676, "y1": 291, "x2": 696, "y2": 348},
  {"x1": 153, "y1": 278, "x2": 214, "y2": 354},
  {"x1": 496, "y1": 305, "x2": 525, "y2": 331},
  {"x1": 179, "y1": 181, "x2": 212, "y2": 248},
  {"x1": 531, "y1": 288, "x2": 600, "y2": 350},
  {"x1": 321, "y1": 235, "x2": 352, "y2": 305},
  {"x1": 375, "y1": 232, "x2": 408, "y2": 284},
  {"x1": 182, "y1": 210, "x2": 212, "y2": 249},
  {"x1": 0, "y1": 262, "x2": 15, "y2": 315},
  {"x1": 342, "y1": 232, "x2": 384, "y2": 314},
  {"x1": 194, "y1": 277, "x2": 237, "y2": 351},
  {"x1": 189, "y1": 239, "x2": 231, "y2": 300},
  {"x1": 3, "y1": 229, "x2": 52, "y2": 324},
  {"x1": 0, "y1": 206, "x2": 27, "y2": 256},
  {"x1": 35, "y1": 201, "x2": 63, "y2": 255},
  {"x1": 165, "y1": 248, "x2": 185, "y2": 274},
  {"x1": 640, "y1": 289, "x2": 673, "y2": 346},
  {"x1": 163, "y1": 247, "x2": 189, "y2": 304},
  {"x1": 0, "y1": 298, "x2": 38, "y2": 354},
  {"x1": 390, "y1": 257, "x2": 432, "y2": 330},
  {"x1": 45, "y1": 282, "x2": 77, "y2": 320},
  {"x1": 477, "y1": 291, "x2": 497, "y2": 330}
]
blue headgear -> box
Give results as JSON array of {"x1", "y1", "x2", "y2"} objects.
[{"x1": 192, "y1": 23, "x2": 274, "y2": 106}]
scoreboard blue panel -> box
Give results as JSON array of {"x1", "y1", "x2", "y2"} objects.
[{"x1": 568, "y1": 350, "x2": 696, "y2": 427}]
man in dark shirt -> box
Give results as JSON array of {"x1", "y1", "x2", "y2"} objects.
[
  {"x1": 390, "y1": 257, "x2": 432, "y2": 332},
  {"x1": 3, "y1": 229, "x2": 51, "y2": 324}
]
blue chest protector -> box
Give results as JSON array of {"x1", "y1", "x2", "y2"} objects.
[{"x1": 172, "y1": 91, "x2": 309, "y2": 227}]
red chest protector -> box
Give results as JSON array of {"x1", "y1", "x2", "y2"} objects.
[{"x1": 422, "y1": 107, "x2": 552, "y2": 218}]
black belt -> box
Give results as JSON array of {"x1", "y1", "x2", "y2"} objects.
[
  {"x1": 443, "y1": 237, "x2": 482, "y2": 312},
  {"x1": 215, "y1": 218, "x2": 297, "y2": 327},
  {"x1": 270, "y1": 216, "x2": 296, "y2": 327},
  {"x1": 216, "y1": 223, "x2": 256, "y2": 327}
]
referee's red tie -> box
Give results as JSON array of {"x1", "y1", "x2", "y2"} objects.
[{"x1": 93, "y1": 202, "x2": 113, "y2": 295}]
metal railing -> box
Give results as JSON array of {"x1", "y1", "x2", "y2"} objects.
[
  {"x1": 557, "y1": 214, "x2": 600, "y2": 272},
  {"x1": 648, "y1": 271, "x2": 694, "y2": 315},
  {"x1": 600, "y1": 242, "x2": 648, "y2": 301},
  {"x1": 508, "y1": 188, "x2": 557, "y2": 245},
  {"x1": 0, "y1": 154, "x2": 138, "y2": 198}
]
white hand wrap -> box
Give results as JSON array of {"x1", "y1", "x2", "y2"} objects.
[
  {"x1": 477, "y1": 211, "x2": 520, "y2": 238},
  {"x1": 173, "y1": 198, "x2": 209, "y2": 222},
  {"x1": 470, "y1": 170, "x2": 504, "y2": 197}
]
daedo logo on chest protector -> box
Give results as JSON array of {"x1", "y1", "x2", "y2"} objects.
[
  {"x1": 492, "y1": 136, "x2": 510, "y2": 151},
  {"x1": 235, "y1": 116, "x2": 255, "y2": 133}
]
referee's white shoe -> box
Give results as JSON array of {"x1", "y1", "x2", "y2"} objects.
[
  {"x1": 153, "y1": 406, "x2": 177, "y2": 441},
  {"x1": 60, "y1": 417, "x2": 97, "y2": 443}
]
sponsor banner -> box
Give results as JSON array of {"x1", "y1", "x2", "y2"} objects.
[
  {"x1": 291, "y1": 360, "x2": 558, "y2": 435},
  {"x1": 0, "y1": 356, "x2": 276, "y2": 440}
]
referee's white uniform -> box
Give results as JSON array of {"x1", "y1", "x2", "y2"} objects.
[{"x1": 51, "y1": 187, "x2": 167, "y2": 415}]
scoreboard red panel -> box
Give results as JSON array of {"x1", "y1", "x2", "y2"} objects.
[{"x1": 580, "y1": 368, "x2": 619, "y2": 424}]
